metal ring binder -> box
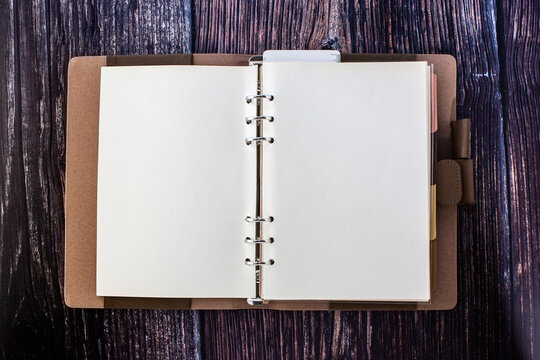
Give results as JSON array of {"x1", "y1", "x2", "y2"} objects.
[
  {"x1": 244, "y1": 56, "x2": 275, "y2": 306},
  {"x1": 245, "y1": 237, "x2": 274, "y2": 244},
  {"x1": 245, "y1": 258, "x2": 275, "y2": 266},
  {"x1": 245, "y1": 137, "x2": 274, "y2": 145},
  {"x1": 245, "y1": 216, "x2": 274, "y2": 223},
  {"x1": 245, "y1": 115, "x2": 274, "y2": 124},
  {"x1": 245, "y1": 94, "x2": 274, "y2": 103},
  {"x1": 247, "y1": 298, "x2": 267, "y2": 306}
]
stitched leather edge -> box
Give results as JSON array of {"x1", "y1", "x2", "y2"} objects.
[{"x1": 437, "y1": 160, "x2": 463, "y2": 205}]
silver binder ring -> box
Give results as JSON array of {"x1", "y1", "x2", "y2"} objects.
[
  {"x1": 245, "y1": 94, "x2": 274, "y2": 103},
  {"x1": 245, "y1": 237, "x2": 274, "y2": 244},
  {"x1": 245, "y1": 115, "x2": 274, "y2": 124},
  {"x1": 247, "y1": 297, "x2": 268, "y2": 306},
  {"x1": 245, "y1": 137, "x2": 274, "y2": 145},
  {"x1": 245, "y1": 258, "x2": 275, "y2": 266},
  {"x1": 245, "y1": 216, "x2": 274, "y2": 223}
]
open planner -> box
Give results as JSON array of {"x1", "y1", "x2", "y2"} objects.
[{"x1": 95, "y1": 55, "x2": 434, "y2": 305}]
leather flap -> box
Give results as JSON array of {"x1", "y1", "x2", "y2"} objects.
[
  {"x1": 450, "y1": 118, "x2": 475, "y2": 204},
  {"x1": 456, "y1": 159, "x2": 475, "y2": 204},
  {"x1": 436, "y1": 160, "x2": 463, "y2": 205},
  {"x1": 451, "y1": 118, "x2": 471, "y2": 159}
]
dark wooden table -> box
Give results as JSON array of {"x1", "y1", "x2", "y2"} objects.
[{"x1": 0, "y1": 0, "x2": 538, "y2": 359}]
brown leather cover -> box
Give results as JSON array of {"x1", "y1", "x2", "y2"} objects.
[
  {"x1": 436, "y1": 160, "x2": 463, "y2": 205},
  {"x1": 450, "y1": 118, "x2": 475, "y2": 204},
  {"x1": 65, "y1": 53, "x2": 458, "y2": 310},
  {"x1": 457, "y1": 159, "x2": 475, "y2": 204},
  {"x1": 451, "y1": 118, "x2": 471, "y2": 159},
  {"x1": 107, "y1": 54, "x2": 192, "y2": 66}
]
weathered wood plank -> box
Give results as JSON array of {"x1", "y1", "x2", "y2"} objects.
[
  {"x1": 193, "y1": 0, "x2": 335, "y2": 53},
  {"x1": 102, "y1": 310, "x2": 201, "y2": 359},
  {"x1": 202, "y1": 310, "x2": 335, "y2": 360},
  {"x1": 0, "y1": 0, "x2": 197, "y2": 358},
  {"x1": 338, "y1": 0, "x2": 513, "y2": 358},
  {"x1": 193, "y1": 0, "x2": 514, "y2": 358},
  {"x1": 0, "y1": 0, "x2": 536, "y2": 358},
  {"x1": 498, "y1": 0, "x2": 540, "y2": 358}
]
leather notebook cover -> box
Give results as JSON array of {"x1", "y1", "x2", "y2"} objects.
[{"x1": 65, "y1": 53, "x2": 457, "y2": 310}]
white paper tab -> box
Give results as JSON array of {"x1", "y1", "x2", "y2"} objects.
[{"x1": 263, "y1": 50, "x2": 340, "y2": 63}]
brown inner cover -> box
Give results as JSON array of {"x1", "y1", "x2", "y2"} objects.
[{"x1": 65, "y1": 53, "x2": 457, "y2": 310}]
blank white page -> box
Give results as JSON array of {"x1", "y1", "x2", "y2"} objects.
[
  {"x1": 97, "y1": 66, "x2": 256, "y2": 298},
  {"x1": 262, "y1": 62, "x2": 431, "y2": 301}
]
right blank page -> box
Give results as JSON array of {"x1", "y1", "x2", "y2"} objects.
[{"x1": 262, "y1": 62, "x2": 431, "y2": 301}]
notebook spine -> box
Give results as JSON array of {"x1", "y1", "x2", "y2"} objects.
[{"x1": 245, "y1": 56, "x2": 274, "y2": 306}]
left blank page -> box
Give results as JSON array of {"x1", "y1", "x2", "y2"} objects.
[{"x1": 96, "y1": 66, "x2": 256, "y2": 298}]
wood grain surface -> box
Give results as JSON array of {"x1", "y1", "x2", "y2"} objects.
[
  {"x1": 0, "y1": 1, "x2": 198, "y2": 359},
  {"x1": 498, "y1": 1, "x2": 540, "y2": 359},
  {"x1": 0, "y1": 0, "x2": 538, "y2": 359},
  {"x1": 193, "y1": 0, "x2": 537, "y2": 359}
]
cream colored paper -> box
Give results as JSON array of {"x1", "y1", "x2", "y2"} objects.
[
  {"x1": 262, "y1": 62, "x2": 431, "y2": 301},
  {"x1": 96, "y1": 65, "x2": 256, "y2": 298},
  {"x1": 97, "y1": 62, "x2": 431, "y2": 302}
]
